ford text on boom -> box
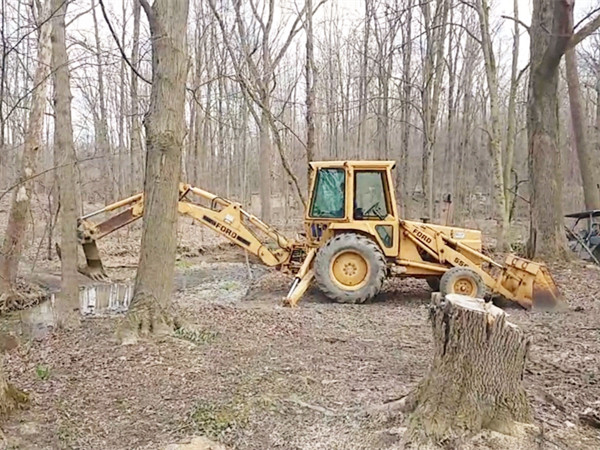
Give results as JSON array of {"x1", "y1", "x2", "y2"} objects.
[
  {"x1": 202, "y1": 215, "x2": 239, "y2": 239},
  {"x1": 413, "y1": 228, "x2": 432, "y2": 244},
  {"x1": 216, "y1": 223, "x2": 238, "y2": 239}
]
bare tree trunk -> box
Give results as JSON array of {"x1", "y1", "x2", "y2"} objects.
[
  {"x1": 527, "y1": 1, "x2": 600, "y2": 258},
  {"x1": 241, "y1": 102, "x2": 249, "y2": 204},
  {"x1": 403, "y1": 294, "x2": 531, "y2": 444},
  {"x1": 421, "y1": 0, "x2": 449, "y2": 219},
  {"x1": 379, "y1": 62, "x2": 390, "y2": 159},
  {"x1": 528, "y1": 0, "x2": 571, "y2": 259},
  {"x1": 357, "y1": 0, "x2": 372, "y2": 156},
  {"x1": 596, "y1": 77, "x2": 600, "y2": 196},
  {"x1": 504, "y1": 0, "x2": 520, "y2": 218},
  {"x1": 0, "y1": 0, "x2": 52, "y2": 294},
  {"x1": 129, "y1": 0, "x2": 142, "y2": 192},
  {"x1": 118, "y1": 0, "x2": 189, "y2": 344},
  {"x1": 91, "y1": 0, "x2": 113, "y2": 202},
  {"x1": 305, "y1": 0, "x2": 316, "y2": 182},
  {"x1": 192, "y1": 20, "x2": 203, "y2": 187},
  {"x1": 398, "y1": 0, "x2": 412, "y2": 215},
  {"x1": 217, "y1": 62, "x2": 225, "y2": 193},
  {"x1": 566, "y1": 49, "x2": 600, "y2": 210},
  {"x1": 259, "y1": 103, "x2": 272, "y2": 222},
  {"x1": 0, "y1": 0, "x2": 7, "y2": 188},
  {"x1": 442, "y1": 5, "x2": 462, "y2": 225},
  {"x1": 51, "y1": 0, "x2": 79, "y2": 327},
  {"x1": 373, "y1": 9, "x2": 397, "y2": 161},
  {"x1": 454, "y1": 35, "x2": 477, "y2": 221},
  {"x1": 118, "y1": 0, "x2": 127, "y2": 197},
  {"x1": 476, "y1": 0, "x2": 509, "y2": 250}
]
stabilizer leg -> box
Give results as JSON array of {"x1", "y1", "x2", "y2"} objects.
[{"x1": 284, "y1": 248, "x2": 316, "y2": 307}]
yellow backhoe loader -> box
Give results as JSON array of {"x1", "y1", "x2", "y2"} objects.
[{"x1": 77, "y1": 161, "x2": 562, "y2": 309}]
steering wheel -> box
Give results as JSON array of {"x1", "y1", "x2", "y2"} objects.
[{"x1": 363, "y1": 201, "x2": 381, "y2": 218}]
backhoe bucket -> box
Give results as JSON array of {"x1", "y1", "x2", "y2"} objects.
[
  {"x1": 499, "y1": 255, "x2": 564, "y2": 310},
  {"x1": 80, "y1": 241, "x2": 108, "y2": 281}
]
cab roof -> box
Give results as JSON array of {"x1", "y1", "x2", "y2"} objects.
[
  {"x1": 565, "y1": 210, "x2": 600, "y2": 219},
  {"x1": 309, "y1": 160, "x2": 396, "y2": 170}
]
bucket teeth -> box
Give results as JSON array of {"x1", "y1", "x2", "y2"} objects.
[
  {"x1": 80, "y1": 242, "x2": 109, "y2": 281},
  {"x1": 78, "y1": 265, "x2": 109, "y2": 281}
]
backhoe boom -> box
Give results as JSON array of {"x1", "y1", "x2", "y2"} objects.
[{"x1": 77, "y1": 184, "x2": 304, "y2": 281}]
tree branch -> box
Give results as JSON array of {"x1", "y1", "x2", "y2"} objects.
[
  {"x1": 539, "y1": 0, "x2": 574, "y2": 76},
  {"x1": 570, "y1": 12, "x2": 600, "y2": 49},
  {"x1": 0, "y1": 156, "x2": 105, "y2": 203},
  {"x1": 97, "y1": 0, "x2": 151, "y2": 84},
  {"x1": 137, "y1": 0, "x2": 156, "y2": 33},
  {"x1": 574, "y1": 6, "x2": 600, "y2": 30},
  {"x1": 500, "y1": 14, "x2": 530, "y2": 33}
]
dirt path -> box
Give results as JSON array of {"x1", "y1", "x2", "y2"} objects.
[{"x1": 2, "y1": 252, "x2": 600, "y2": 449}]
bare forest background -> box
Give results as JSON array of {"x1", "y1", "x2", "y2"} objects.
[
  {"x1": 1, "y1": 0, "x2": 600, "y2": 247},
  {"x1": 3, "y1": 0, "x2": 600, "y2": 445}
]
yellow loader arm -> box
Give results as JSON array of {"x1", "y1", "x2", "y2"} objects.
[
  {"x1": 77, "y1": 184, "x2": 312, "y2": 304},
  {"x1": 400, "y1": 220, "x2": 563, "y2": 309}
]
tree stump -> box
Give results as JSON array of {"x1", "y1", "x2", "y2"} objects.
[{"x1": 404, "y1": 293, "x2": 532, "y2": 444}]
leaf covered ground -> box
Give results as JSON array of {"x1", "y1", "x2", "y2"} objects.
[
  {"x1": 2, "y1": 245, "x2": 600, "y2": 449},
  {"x1": 1, "y1": 199, "x2": 599, "y2": 449}
]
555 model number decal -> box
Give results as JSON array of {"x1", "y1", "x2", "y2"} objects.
[{"x1": 453, "y1": 257, "x2": 467, "y2": 267}]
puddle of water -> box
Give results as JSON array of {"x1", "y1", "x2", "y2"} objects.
[
  {"x1": 19, "y1": 300, "x2": 55, "y2": 340},
  {"x1": 19, "y1": 283, "x2": 134, "y2": 339},
  {"x1": 78, "y1": 283, "x2": 134, "y2": 316}
]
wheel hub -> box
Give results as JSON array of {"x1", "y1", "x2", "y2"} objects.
[
  {"x1": 330, "y1": 251, "x2": 369, "y2": 290},
  {"x1": 453, "y1": 277, "x2": 477, "y2": 296}
]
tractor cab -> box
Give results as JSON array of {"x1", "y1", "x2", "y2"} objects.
[{"x1": 304, "y1": 161, "x2": 400, "y2": 256}]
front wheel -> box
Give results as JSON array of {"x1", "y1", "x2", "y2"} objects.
[
  {"x1": 314, "y1": 233, "x2": 386, "y2": 304},
  {"x1": 439, "y1": 267, "x2": 486, "y2": 299}
]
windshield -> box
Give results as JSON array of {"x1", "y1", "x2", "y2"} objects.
[{"x1": 310, "y1": 168, "x2": 345, "y2": 218}]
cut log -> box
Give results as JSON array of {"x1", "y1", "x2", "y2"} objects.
[{"x1": 404, "y1": 293, "x2": 532, "y2": 444}]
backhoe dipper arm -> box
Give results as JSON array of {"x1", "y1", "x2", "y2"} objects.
[
  {"x1": 78, "y1": 193, "x2": 144, "y2": 243},
  {"x1": 77, "y1": 184, "x2": 296, "y2": 276}
]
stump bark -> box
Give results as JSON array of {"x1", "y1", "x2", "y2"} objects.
[{"x1": 404, "y1": 293, "x2": 532, "y2": 444}]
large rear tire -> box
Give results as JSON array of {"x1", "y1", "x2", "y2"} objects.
[{"x1": 314, "y1": 233, "x2": 386, "y2": 304}]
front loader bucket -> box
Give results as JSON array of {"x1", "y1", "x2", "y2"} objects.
[
  {"x1": 80, "y1": 241, "x2": 109, "y2": 281},
  {"x1": 499, "y1": 255, "x2": 564, "y2": 310},
  {"x1": 531, "y1": 265, "x2": 563, "y2": 309}
]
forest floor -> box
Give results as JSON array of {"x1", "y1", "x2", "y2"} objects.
[{"x1": 1, "y1": 203, "x2": 600, "y2": 449}]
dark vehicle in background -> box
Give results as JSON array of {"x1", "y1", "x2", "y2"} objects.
[{"x1": 565, "y1": 210, "x2": 600, "y2": 264}]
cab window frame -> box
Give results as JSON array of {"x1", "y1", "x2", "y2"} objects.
[
  {"x1": 308, "y1": 168, "x2": 347, "y2": 219},
  {"x1": 353, "y1": 170, "x2": 390, "y2": 220}
]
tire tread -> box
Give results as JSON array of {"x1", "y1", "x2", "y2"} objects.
[{"x1": 314, "y1": 233, "x2": 386, "y2": 304}]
